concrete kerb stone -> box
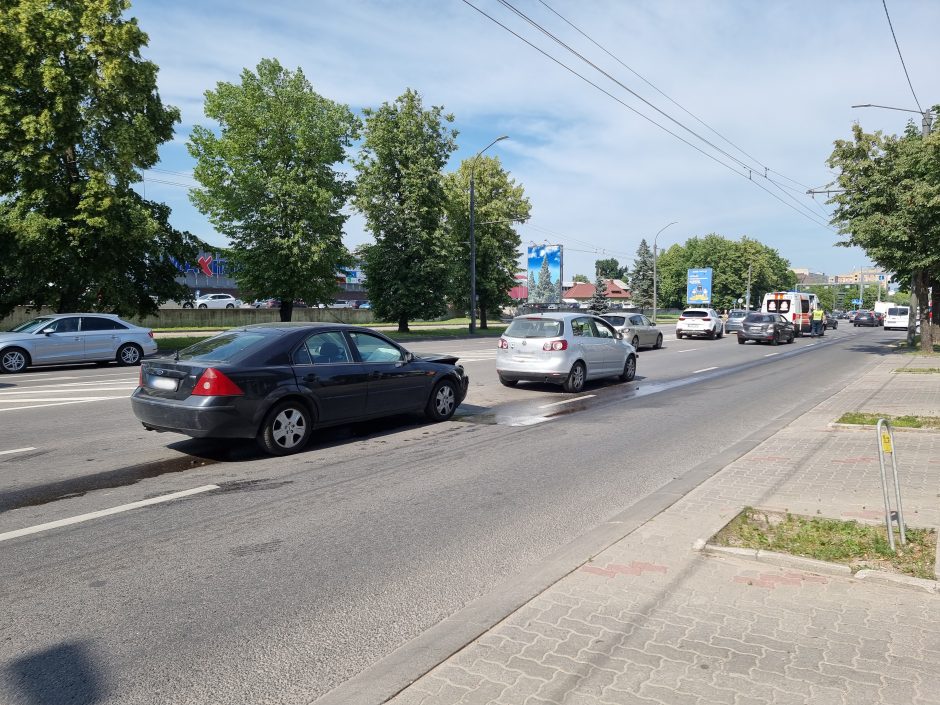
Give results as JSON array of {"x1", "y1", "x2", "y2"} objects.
[
  {"x1": 854, "y1": 569, "x2": 939, "y2": 594},
  {"x1": 699, "y1": 542, "x2": 851, "y2": 576},
  {"x1": 828, "y1": 422, "x2": 940, "y2": 434}
]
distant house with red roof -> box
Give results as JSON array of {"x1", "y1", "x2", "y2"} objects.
[{"x1": 563, "y1": 279, "x2": 632, "y2": 305}]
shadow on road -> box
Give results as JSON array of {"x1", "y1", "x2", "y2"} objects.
[{"x1": 5, "y1": 641, "x2": 105, "y2": 705}]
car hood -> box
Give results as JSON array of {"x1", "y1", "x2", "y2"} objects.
[
  {"x1": 0, "y1": 332, "x2": 31, "y2": 343},
  {"x1": 418, "y1": 353, "x2": 460, "y2": 365}
]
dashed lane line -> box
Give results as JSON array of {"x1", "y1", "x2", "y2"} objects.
[
  {"x1": 693, "y1": 367, "x2": 719, "y2": 373},
  {"x1": 539, "y1": 394, "x2": 597, "y2": 409},
  {"x1": 0, "y1": 447, "x2": 36, "y2": 456}
]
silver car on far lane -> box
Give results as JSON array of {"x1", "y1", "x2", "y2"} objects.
[
  {"x1": 0, "y1": 313, "x2": 157, "y2": 373},
  {"x1": 496, "y1": 312, "x2": 637, "y2": 393},
  {"x1": 600, "y1": 312, "x2": 663, "y2": 350}
]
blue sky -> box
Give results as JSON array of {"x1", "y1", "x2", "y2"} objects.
[{"x1": 131, "y1": 0, "x2": 940, "y2": 281}]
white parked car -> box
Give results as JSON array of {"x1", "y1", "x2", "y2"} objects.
[
  {"x1": 0, "y1": 314, "x2": 157, "y2": 373},
  {"x1": 183, "y1": 294, "x2": 242, "y2": 309},
  {"x1": 496, "y1": 312, "x2": 637, "y2": 393},
  {"x1": 675, "y1": 308, "x2": 724, "y2": 339}
]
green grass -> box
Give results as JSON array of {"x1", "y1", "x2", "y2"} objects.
[
  {"x1": 895, "y1": 335, "x2": 940, "y2": 355},
  {"x1": 156, "y1": 336, "x2": 208, "y2": 353},
  {"x1": 151, "y1": 326, "x2": 232, "y2": 332},
  {"x1": 714, "y1": 507, "x2": 937, "y2": 579},
  {"x1": 894, "y1": 367, "x2": 940, "y2": 374},
  {"x1": 836, "y1": 411, "x2": 940, "y2": 429}
]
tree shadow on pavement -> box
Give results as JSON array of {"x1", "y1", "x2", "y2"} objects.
[{"x1": 4, "y1": 641, "x2": 105, "y2": 705}]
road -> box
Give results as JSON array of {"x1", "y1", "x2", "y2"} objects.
[{"x1": 0, "y1": 323, "x2": 898, "y2": 704}]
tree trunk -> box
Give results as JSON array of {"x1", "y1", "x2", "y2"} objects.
[
  {"x1": 279, "y1": 300, "x2": 293, "y2": 322},
  {"x1": 398, "y1": 313, "x2": 409, "y2": 333},
  {"x1": 931, "y1": 273, "x2": 940, "y2": 345},
  {"x1": 479, "y1": 301, "x2": 488, "y2": 329},
  {"x1": 914, "y1": 270, "x2": 933, "y2": 353}
]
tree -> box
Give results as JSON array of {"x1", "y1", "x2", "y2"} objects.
[
  {"x1": 595, "y1": 257, "x2": 622, "y2": 280},
  {"x1": 827, "y1": 120, "x2": 940, "y2": 351},
  {"x1": 533, "y1": 257, "x2": 557, "y2": 303},
  {"x1": 630, "y1": 239, "x2": 654, "y2": 309},
  {"x1": 588, "y1": 276, "x2": 609, "y2": 313},
  {"x1": 443, "y1": 156, "x2": 530, "y2": 328},
  {"x1": 572, "y1": 274, "x2": 590, "y2": 283},
  {"x1": 188, "y1": 59, "x2": 358, "y2": 322},
  {"x1": 353, "y1": 89, "x2": 456, "y2": 332},
  {"x1": 0, "y1": 0, "x2": 199, "y2": 316}
]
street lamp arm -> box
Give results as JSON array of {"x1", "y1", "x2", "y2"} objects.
[{"x1": 652, "y1": 221, "x2": 678, "y2": 324}]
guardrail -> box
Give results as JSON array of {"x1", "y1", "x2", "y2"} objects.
[{"x1": 876, "y1": 418, "x2": 907, "y2": 550}]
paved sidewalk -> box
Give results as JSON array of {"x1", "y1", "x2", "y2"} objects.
[{"x1": 388, "y1": 353, "x2": 940, "y2": 705}]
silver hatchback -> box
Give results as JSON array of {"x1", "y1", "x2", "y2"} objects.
[
  {"x1": 0, "y1": 314, "x2": 157, "y2": 373},
  {"x1": 496, "y1": 312, "x2": 637, "y2": 393}
]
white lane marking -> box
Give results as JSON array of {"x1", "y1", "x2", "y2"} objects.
[
  {"x1": 693, "y1": 367, "x2": 719, "y2": 373},
  {"x1": 3, "y1": 379, "x2": 137, "y2": 390},
  {"x1": 9, "y1": 376, "x2": 80, "y2": 382},
  {"x1": 0, "y1": 398, "x2": 128, "y2": 412},
  {"x1": 764, "y1": 352, "x2": 780, "y2": 357},
  {"x1": 539, "y1": 394, "x2": 597, "y2": 409},
  {"x1": 806, "y1": 343, "x2": 817, "y2": 347},
  {"x1": 0, "y1": 447, "x2": 36, "y2": 456},
  {"x1": 0, "y1": 395, "x2": 128, "y2": 402},
  {"x1": 676, "y1": 348, "x2": 700, "y2": 353},
  {"x1": 0, "y1": 386, "x2": 136, "y2": 396},
  {"x1": 0, "y1": 485, "x2": 220, "y2": 543}
]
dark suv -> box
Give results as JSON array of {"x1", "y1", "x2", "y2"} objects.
[
  {"x1": 737, "y1": 312, "x2": 795, "y2": 345},
  {"x1": 853, "y1": 311, "x2": 877, "y2": 327}
]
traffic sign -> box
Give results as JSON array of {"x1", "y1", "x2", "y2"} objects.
[{"x1": 851, "y1": 298, "x2": 861, "y2": 305}]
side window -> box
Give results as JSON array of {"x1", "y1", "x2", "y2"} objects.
[
  {"x1": 303, "y1": 331, "x2": 352, "y2": 364},
  {"x1": 348, "y1": 332, "x2": 403, "y2": 363},
  {"x1": 49, "y1": 317, "x2": 79, "y2": 333},
  {"x1": 641, "y1": 316, "x2": 652, "y2": 326},
  {"x1": 81, "y1": 317, "x2": 125, "y2": 331},
  {"x1": 629, "y1": 315, "x2": 643, "y2": 326},
  {"x1": 571, "y1": 318, "x2": 594, "y2": 337},
  {"x1": 594, "y1": 320, "x2": 614, "y2": 339}
]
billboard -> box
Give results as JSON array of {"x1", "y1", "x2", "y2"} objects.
[
  {"x1": 527, "y1": 244, "x2": 563, "y2": 303},
  {"x1": 686, "y1": 268, "x2": 713, "y2": 306}
]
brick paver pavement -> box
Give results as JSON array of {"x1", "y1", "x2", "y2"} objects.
[{"x1": 388, "y1": 354, "x2": 940, "y2": 705}]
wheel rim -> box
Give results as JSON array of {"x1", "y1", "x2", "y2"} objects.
[
  {"x1": 631, "y1": 336, "x2": 639, "y2": 349},
  {"x1": 272, "y1": 408, "x2": 307, "y2": 449},
  {"x1": 571, "y1": 364, "x2": 584, "y2": 390},
  {"x1": 435, "y1": 384, "x2": 456, "y2": 416},
  {"x1": 2, "y1": 350, "x2": 26, "y2": 372},
  {"x1": 656, "y1": 335, "x2": 662, "y2": 348},
  {"x1": 625, "y1": 357, "x2": 635, "y2": 378},
  {"x1": 120, "y1": 345, "x2": 140, "y2": 364}
]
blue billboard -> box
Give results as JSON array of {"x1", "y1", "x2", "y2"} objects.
[
  {"x1": 686, "y1": 268, "x2": 713, "y2": 306},
  {"x1": 527, "y1": 244, "x2": 564, "y2": 303}
]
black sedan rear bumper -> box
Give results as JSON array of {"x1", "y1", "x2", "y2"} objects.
[
  {"x1": 737, "y1": 329, "x2": 789, "y2": 343},
  {"x1": 131, "y1": 391, "x2": 259, "y2": 439}
]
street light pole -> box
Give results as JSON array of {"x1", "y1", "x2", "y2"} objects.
[
  {"x1": 469, "y1": 135, "x2": 509, "y2": 334},
  {"x1": 651, "y1": 221, "x2": 677, "y2": 323}
]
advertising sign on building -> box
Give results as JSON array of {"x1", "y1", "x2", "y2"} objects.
[
  {"x1": 527, "y1": 244, "x2": 564, "y2": 304},
  {"x1": 686, "y1": 268, "x2": 713, "y2": 306}
]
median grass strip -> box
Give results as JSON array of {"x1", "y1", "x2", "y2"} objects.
[
  {"x1": 713, "y1": 507, "x2": 937, "y2": 579},
  {"x1": 836, "y1": 411, "x2": 940, "y2": 429},
  {"x1": 894, "y1": 367, "x2": 940, "y2": 374}
]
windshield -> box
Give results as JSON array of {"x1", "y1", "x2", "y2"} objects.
[
  {"x1": 505, "y1": 318, "x2": 564, "y2": 338},
  {"x1": 9, "y1": 317, "x2": 56, "y2": 333},
  {"x1": 729, "y1": 310, "x2": 747, "y2": 319},
  {"x1": 745, "y1": 313, "x2": 773, "y2": 323},
  {"x1": 176, "y1": 332, "x2": 270, "y2": 362},
  {"x1": 602, "y1": 316, "x2": 626, "y2": 326}
]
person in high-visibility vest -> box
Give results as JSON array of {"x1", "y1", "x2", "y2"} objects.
[{"x1": 811, "y1": 307, "x2": 825, "y2": 337}]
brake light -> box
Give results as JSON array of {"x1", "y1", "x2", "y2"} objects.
[
  {"x1": 701, "y1": 317, "x2": 711, "y2": 322},
  {"x1": 192, "y1": 367, "x2": 244, "y2": 396},
  {"x1": 543, "y1": 340, "x2": 568, "y2": 351},
  {"x1": 678, "y1": 316, "x2": 686, "y2": 320},
  {"x1": 498, "y1": 338, "x2": 508, "y2": 349},
  {"x1": 148, "y1": 330, "x2": 154, "y2": 339}
]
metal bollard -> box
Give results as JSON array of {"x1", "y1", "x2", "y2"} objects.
[{"x1": 876, "y1": 418, "x2": 906, "y2": 550}]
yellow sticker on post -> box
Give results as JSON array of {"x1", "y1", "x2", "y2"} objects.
[{"x1": 881, "y1": 430, "x2": 893, "y2": 454}]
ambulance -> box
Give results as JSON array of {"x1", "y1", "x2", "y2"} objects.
[{"x1": 761, "y1": 291, "x2": 818, "y2": 337}]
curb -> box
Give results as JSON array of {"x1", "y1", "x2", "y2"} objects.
[
  {"x1": 827, "y1": 422, "x2": 940, "y2": 434},
  {"x1": 698, "y1": 542, "x2": 939, "y2": 594}
]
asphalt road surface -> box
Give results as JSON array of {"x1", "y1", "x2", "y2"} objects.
[{"x1": 0, "y1": 323, "x2": 900, "y2": 705}]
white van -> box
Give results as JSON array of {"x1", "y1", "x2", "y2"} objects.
[{"x1": 884, "y1": 306, "x2": 910, "y2": 331}]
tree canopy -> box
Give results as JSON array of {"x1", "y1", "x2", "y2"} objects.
[
  {"x1": 354, "y1": 89, "x2": 456, "y2": 332},
  {"x1": 188, "y1": 59, "x2": 359, "y2": 321},
  {"x1": 595, "y1": 257, "x2": 625, "y2": 280},
  {"x1": 443, "y1": 156, "x2": 530, "y2": 328},
  {"x1": 588, "y1": 275, "x2": 609, "y2": 313},
  {"x1": 827, "y1": 119, "x2": 940, "y2": 350},
  {"x1": 0, "y1": 0, "x2": 199, "y2": 316}
]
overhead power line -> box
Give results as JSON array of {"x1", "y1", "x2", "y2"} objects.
[{"x1": 882, "y1": 0, "x2": 923, "y2": 114}]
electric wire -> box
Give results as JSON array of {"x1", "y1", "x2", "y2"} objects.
[
  {"x1": 882, "y1": 0, "x2": 923, "y2": 114},
  {"x1": 461, "y1": 0, "x2": 834, "y2": 231}
]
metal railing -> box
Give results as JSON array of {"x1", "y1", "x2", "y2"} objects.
[{"x1": 876, "y1": 418, "x2": 906, "y2": 550}]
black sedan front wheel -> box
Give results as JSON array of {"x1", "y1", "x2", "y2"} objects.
[
  {"x1": 258, "y1": 400, "x2": 313, "y2": 456},
  {"x1": 426, "y1": 379, "x2": 458, "y2": 421}
]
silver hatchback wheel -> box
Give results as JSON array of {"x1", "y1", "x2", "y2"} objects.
[{"x1": 1, "y1": 348, "x2": 28, "y2": 373}]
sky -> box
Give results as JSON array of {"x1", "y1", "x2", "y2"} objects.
[{"x1": 130, "y1": 0, "x2": 940, "y2": 282}]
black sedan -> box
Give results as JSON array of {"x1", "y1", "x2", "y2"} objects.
[
  {"x1": 825, "y1": 313, "x2": 838, "y2": 330},
  {"x1": 853, "y1": 311, "x2": 877, "y2": 327},
  {"x1": 737, "y1": 313, "x2": 795, "y2": 345},
  {"x1": 131, "y1": 324, "x2": 469, "y2": 455}
]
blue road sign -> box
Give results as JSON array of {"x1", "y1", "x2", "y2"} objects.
[
  {"x1": 686, "y1": 268, "x2": 713, "y2": 306},
  {"x1": 851, "y1": 298, "x2": 862, "y2": 305}
]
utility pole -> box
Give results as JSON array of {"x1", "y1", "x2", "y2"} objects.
[
  {"x1": 468, "y1": 136, "x2": 508, "y2": 334},
  {"x1": 745, "y1": 263, "x2": 752, "y2": 310}
]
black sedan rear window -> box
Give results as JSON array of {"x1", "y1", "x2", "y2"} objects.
[{"x1": 177, "y1": 332, "x2": 270, "y2": 362}]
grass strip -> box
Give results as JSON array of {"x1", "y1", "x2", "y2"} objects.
[
  {"x1": 893, "y1": 367, "x2": 940, "y2": 374},
  {"x1": 714, "y1": 508, "x2": 936, "y2": 579},
  {"x1": 836, "y1": 411, "x2": 940, "y2": 429}
]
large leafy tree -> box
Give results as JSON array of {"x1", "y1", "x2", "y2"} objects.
[
  {"x1": 443, "y1": 156, "x2": 530, "y2": 328},
  {"x1": 655, "y1": 235, "x2": 795, "y2": 311},
  {"x1": 353, "y1": 89, "x2": 456, "y2": 332},
  {"x1": 595, "y1": 257, "x2": 624, "y2": 280},
  {"x1": 827, "y1": 120, "x2": 940, "y2": 351},
  {"x1": 630, "y1": 239, "x2": 654, "y2": 309},
  {"x1": 0, "y1": 0, "x2": 199, "y2": 316},
  {"x1": 188, "y1": 59, "x2": 359, "y2": 322}
]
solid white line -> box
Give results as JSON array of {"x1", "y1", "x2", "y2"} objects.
[
  {"x1": 11, "y1": 376, "x2": 80, "y2": 382},
  {"x1": 539, "y1": 394, "x2": 597, "y2": 409},
  {"x1": 0, "y1": 386, "x2": 136, "y2": 396},
  {"x1": 0, "y1": 398, "x2": 128, "y2": 412},
  {"x1": 0, "y1": 396, "x2": 127, "y2": 402},
  {"x1": 0, "y1": 447, "x2": 36, "y2": 456},
  {"x1": 0, "y1": 485, "x2": 220, "y2": 543},
  {"x1": 806, "y1": 343, "x2": 817, "y2": 347},
  {"x1": 693, "y1": 367, "x2": 719, "y2": 373},
  {"x1": 676, "y1": 348, "x2": 700, "y2": 353},
  {"x1": 764, "y1": 352, "x2": 780, "y2": 357}
]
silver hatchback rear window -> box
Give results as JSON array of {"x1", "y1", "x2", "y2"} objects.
[{"x1": 505, "y1": 318, "x2": 564, "y2": 338}]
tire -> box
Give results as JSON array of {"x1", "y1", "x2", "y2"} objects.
[
  {"x1": 498, "y1": 375, "x2": 518, "y2": 388},
  {"x1": 717, "y1": 327, "x2": 724, "y2": 339},
  {"x1": 182, "y1": 302, "x2": 193, "y2": 309},
  {"x1": 654, "y1": 334, "x2": 663, "y2": 350},
  {"x1": 631, "y1": 335, "x2": 640, "y2": 350},
  {"x1": 789, "y1": 332, "x2": 795, "y2": 343},
  {"x1": 708, "y1": 329, "x2": 716, "y2": 340},
  {"x1": 116, "y1": 343, "x2": 142, "y2": 366},
  {"x1": 771, "y1": 332, "x2": 779, "y2": 346},
  {"x1": 198, "y1": 304, "x2": 208, "y2": 309},
  {"x1": 737, "y1": 337, "x2": 745, "y2": 345},
  {"x1": 676, "y1": 332, "x2": 683, "y2": 340},
  {"x1": 258, "y1": 400, "x2": 313, "y2": 456},
  {"x1": 226, "y1": 304, "x2": 234, "y2": 309},
  {"x1": 1, "y1": 347, "x2": 29, "y2": 373},
  {"x1": 563, "y1": 361, "x2": 586, "y2": 393},
  {"x1": 426, "y1": 378, "x2": 458, "y2": 421},
  {"x1": 619, "y1": 355, "x2": 636, "y2": 382}
]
